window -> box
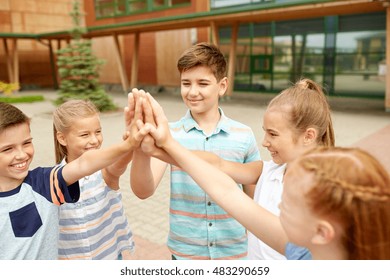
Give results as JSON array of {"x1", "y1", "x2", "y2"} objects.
[{"x1": 94, "y1": 0, "x2": 191, "y2": 18}]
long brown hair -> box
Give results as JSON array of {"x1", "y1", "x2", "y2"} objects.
[
  {"x1": 296, "y1": 146, "x2": 390, "y2": 259},
  {"x1": 53, "y1": 99, "x2": 99, "y2": 164}
]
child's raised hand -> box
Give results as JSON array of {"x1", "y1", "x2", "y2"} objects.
[
  {"x1": 124, "y1": 89, "x2": 137, "y2": 130},
  {"x1": 123, "y1": 95, "x2": 151, "y2": 149},
  {"x1": 144, "y1": 92, "x2": 172, "y2": 148},
  {"x1": 124, "y1": 88, "x2": 147, "y2": 130}
]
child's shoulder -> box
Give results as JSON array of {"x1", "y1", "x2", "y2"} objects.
[
  {"x1": 25, "y1": 165, "x2": 62, "y2": 183},
  {"x1": 261, "y1": 161, "x2": 286, "y2": 178},
  {"x1": 225, "y1": 117, "x2": 252, "y2": 129}
]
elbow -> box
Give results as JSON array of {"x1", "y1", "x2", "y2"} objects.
[{"x1": 131, "y1": 186, "x2": 155, "y2": 200}]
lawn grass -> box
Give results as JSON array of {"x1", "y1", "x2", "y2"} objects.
[{"x1": 0, "y1": 95, "x2": 44, "y2": 103}]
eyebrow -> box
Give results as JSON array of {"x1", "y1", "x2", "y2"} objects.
[
  {"x1": 0, "y1": 137, "x2": 33, "y2": 150},
  {"x1": 263, "y1": 127, "x2": 277, "y2": 133}
]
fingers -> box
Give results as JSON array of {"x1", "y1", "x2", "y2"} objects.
[
  {"x1": 133, "y1": 123, "x2": 152, "y2": 142},
  {"x1": 127, "y1": 91, "x2": 135, "y2": 111},
  {"x1": 125, "y1": 90, "x2": 138, "y2": 127},
  {"x1": 125, "y1": 90, "x2": 167, "y2": 148},
  {"x1": 142, "y1": 95, "x2": 156, "y2": 127},
  {"x1": 133, "y1": 96, "x2": 143, "y2": 123},
  {"x1": 124, "y1": 106, "x2": 132, "y2": 128},
  {"x1": 146, "y1": 92, "x2": 167, "y2": 125}
]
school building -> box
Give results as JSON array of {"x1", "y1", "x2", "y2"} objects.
[{"x1": 1, "y1": 0, "x2": 389, "y2": 110}]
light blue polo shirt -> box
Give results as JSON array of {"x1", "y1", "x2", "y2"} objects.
[{"x1": 168, "y1": 108, "x2": 261, "y2": 260}]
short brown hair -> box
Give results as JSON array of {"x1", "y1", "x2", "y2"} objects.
[
  {"x1": 0, "y1": 102, "x2": 30, "y2": 134},
  {"x1": 177, "y1": 42, "x2": 227, "y2": 82}
]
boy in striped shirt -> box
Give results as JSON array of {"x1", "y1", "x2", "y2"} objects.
[{"x1": 130, "y1": 42, "x2": 260, "y2": 260}]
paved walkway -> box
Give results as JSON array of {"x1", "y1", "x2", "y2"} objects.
[{"x1": 12, "y1": 89, "x2": 390, "y2": 260}]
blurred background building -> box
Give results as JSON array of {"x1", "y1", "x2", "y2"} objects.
[{"x1": 1, "y1": 0, "x2": 389, "y2": 109}]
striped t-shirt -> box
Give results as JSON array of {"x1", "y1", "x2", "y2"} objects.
[
  {"x1": 58, "y1": 167, "x2": 134, "y2": 260},
  {"x1": 168, "y1": 109, "x2": 261, "y2": 260}
]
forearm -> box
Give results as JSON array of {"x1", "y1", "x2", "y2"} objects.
[
  {"x1": 130, "y1": 150, "x2": 158, "y2": 199},
  {"x1": 220, "y1": 160, "x2": 262, "y2": 185},
  {"x1": 150, "y1": 147, "x2": 178, "y2": 166},
  {"x1": 162, "y1": 138, "x2": 288, "y2": 255},
  {"x1": 103, "y1": 151, "x2": 133, "y2": 190},
  {"x1": 193, "y1": 151, "x2": 262, "y2": 185},
  {"x1": 243, "y1": 184, "x2": 256, "y2": 198},
  {"x1": 163, "y1": 138, "x2": 242, "y2": 207},
  {"x1": 64, "y1": 141, "x2": 132, "y2": 185},
  {"x1": 112, "y1": 150, "x2": 134, "y2": 174}
]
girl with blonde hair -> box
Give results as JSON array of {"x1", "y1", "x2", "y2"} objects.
[{"x1": 53, "y1": 99, "x2": 135, "y2": 260}]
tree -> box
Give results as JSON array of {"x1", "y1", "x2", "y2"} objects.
[{"x1": 55, "y1": 0, "x2": 116, "y2": 111}]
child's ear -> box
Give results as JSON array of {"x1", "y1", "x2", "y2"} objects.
[
  {"x1": 56, "y1": 132, "x2": 67, "y2": 146},
  {"x1": 303, "y1": 127, "x2": 317, "y2": 145},
  {"x1": 218, "y1": 77, "x2": 228, "y2": 97},
  {"x1": 311, "y1": 220, "x2": 335, "y2": 245}
]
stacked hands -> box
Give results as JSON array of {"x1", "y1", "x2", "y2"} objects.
[{"x1": 123, "y1": 88, "x2": 172, "y2": 156}]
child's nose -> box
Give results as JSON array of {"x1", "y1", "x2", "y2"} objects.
[
  {"x1": 89, "y1": 135, "x2": 99, "y2": 144},
  {"x1": 188, "y1": 85, "x2": 198, "y2": 96},
  {"x1": 15, "y1": 148, "x2": 27, "y2": 159},
  {"x1": 262, "y1": 137, "x2": 269, "y2": 147}
]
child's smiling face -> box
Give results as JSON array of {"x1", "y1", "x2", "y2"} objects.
[{"x1": 0, "y1": 122, "x2": 34, "y2": 190}]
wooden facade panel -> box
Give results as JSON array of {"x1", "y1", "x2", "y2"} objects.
[
  {"x1": 10, "y1": 0, "x2": 38, "y2": 12},
  {"x1": 24, "y1": 14, "x2": 72, "y2": 30},
  {"x1": 4, "y1": 51, "x2": 52, "y2": 87},
  {"x1": 138, "y1": 33, "x2": 157, "y2": 86},
  {"x1": 0, "y1": 0, "x2": 74, "y2": 88},
  {"x1": 0, "y1": 11, "x2": 11, "y2": 26},
  {"x1": 0, "y1": 24, "x2": 11, "y2": 33},
  {"x1": 156, "y1": 29, "x2": 192, "y2": 86},
  {"x1": 11, "y1": 12, "x2": 23, "y2": 26},
  {"x1": 36, "y1": 1, "x2": 72, "y2": 14},
  {"x1": 0, "y1": 0, "x2": 10, "y2": 11},
  {"x1": 92, "y1": 36, "x2": 122, "y2": 84}
]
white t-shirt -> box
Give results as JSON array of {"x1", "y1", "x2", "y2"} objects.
[{"x1": 248, "y1": 160, "x2": 287, "y2": 260}]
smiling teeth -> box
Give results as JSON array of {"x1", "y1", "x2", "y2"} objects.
[{"x1": 13, "y1": 162, "x2": 27, "y2": 168}]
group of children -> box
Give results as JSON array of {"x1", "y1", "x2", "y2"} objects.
[{"x1": 0, "y1": 42, "x2": 389, "y2": 260}]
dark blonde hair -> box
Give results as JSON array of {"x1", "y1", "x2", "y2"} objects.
[
  {"x1": 53, "y1": 99, "x2": 99, "y2": 164},
  {"x1": 177, "y1": 42, "x2": 227, "y2": 82},
  {"x1": 268, "y1": 78, "x2": 335, "y2": 146},
  {"x1": 0, "y1": 102, "x2": 30, "y2": 133},
  {"x1": 295, "y1": 146, "x2": 390, "y2": 259}
]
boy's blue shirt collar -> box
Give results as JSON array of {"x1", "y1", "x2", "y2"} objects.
[{"x1": 182, "y1": 108, "x2": 231, "y2": 134}]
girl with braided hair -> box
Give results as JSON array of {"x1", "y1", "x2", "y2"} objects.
[{"x1": 280, "y1": 146, "x2": 390, "y2": 259}]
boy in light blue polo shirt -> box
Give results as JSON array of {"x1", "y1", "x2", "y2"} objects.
[{"x1": 130, "y1": 42, "x2": 260, "y2": 260}]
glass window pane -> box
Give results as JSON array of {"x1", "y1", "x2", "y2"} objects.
[
  {"x1": 335, "y1": 31, "x2": 385, "y2": 95},
  {"x1": 129, "y1": 0, "x2": 147, "y2": 12}
]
